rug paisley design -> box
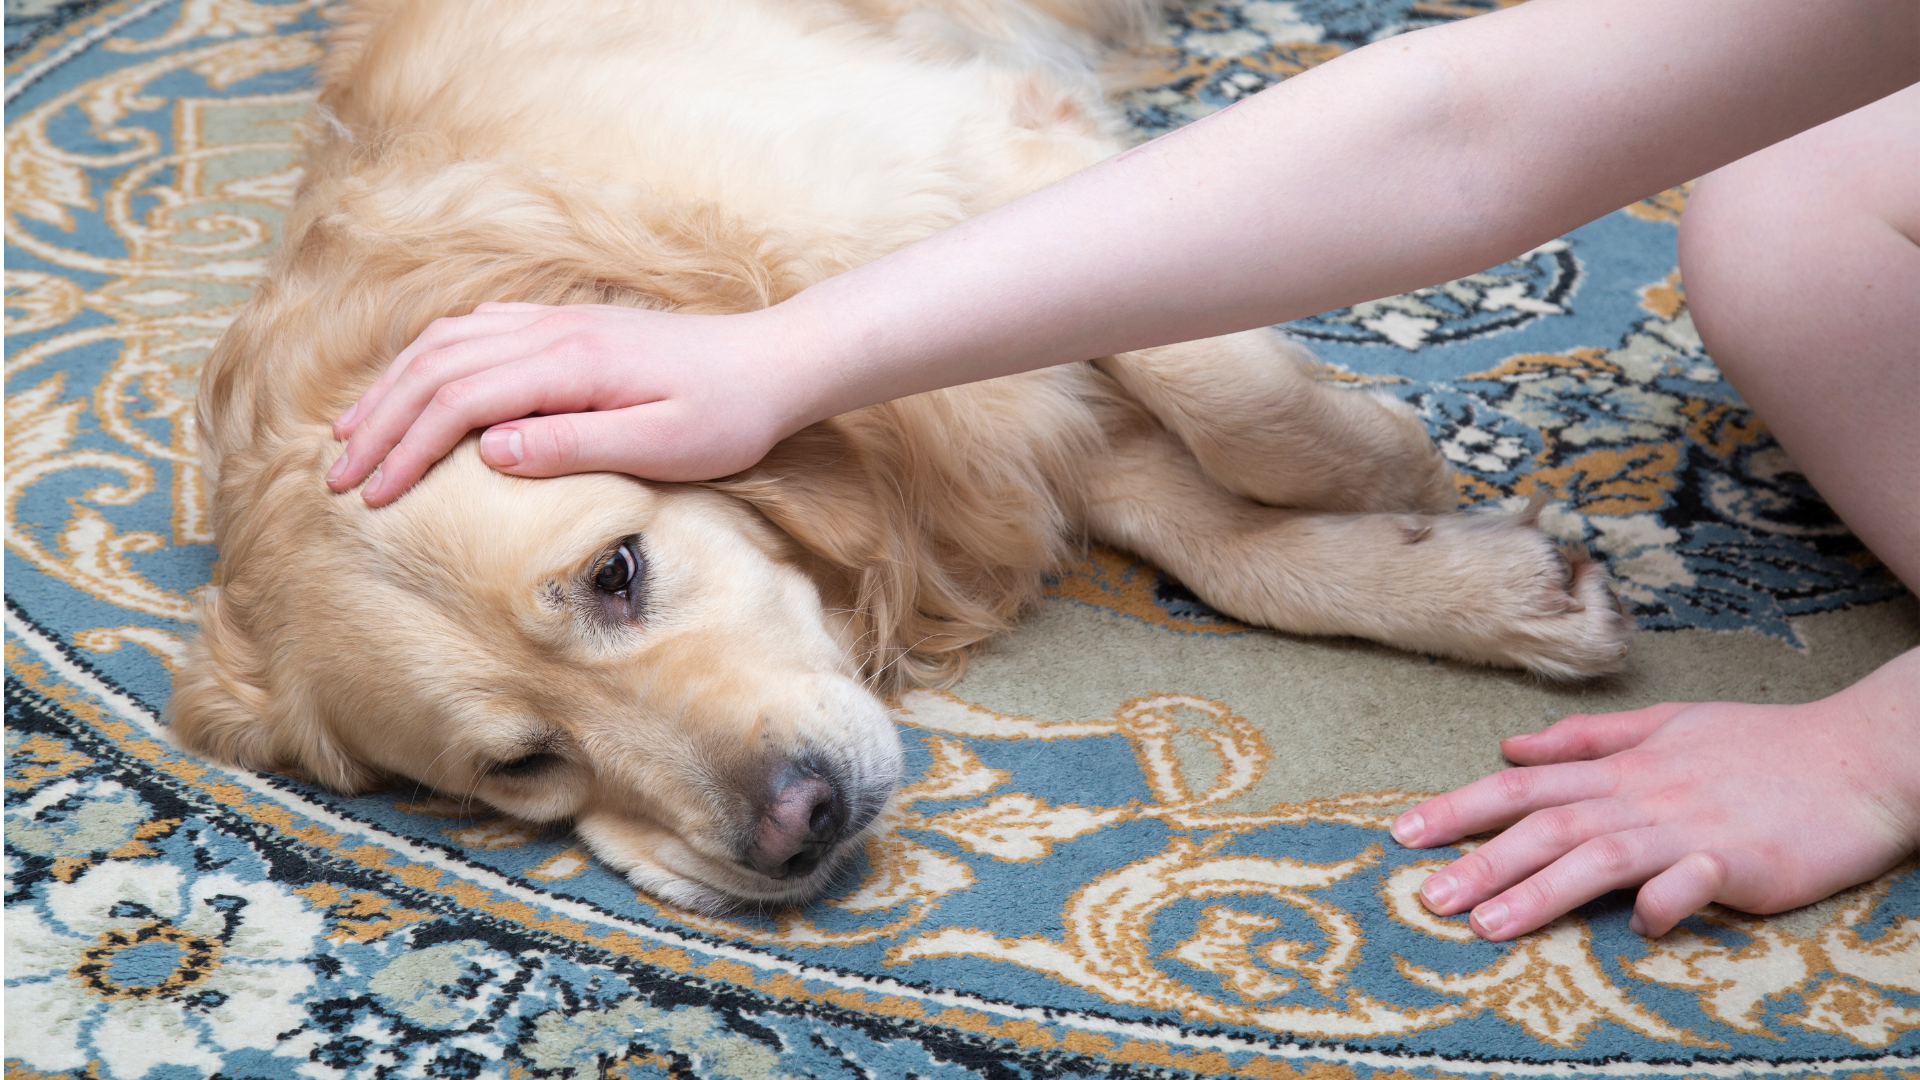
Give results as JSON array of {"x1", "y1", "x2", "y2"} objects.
[{"x1": 7, "y1": 2, "x2": 1917, "y2": 1078}]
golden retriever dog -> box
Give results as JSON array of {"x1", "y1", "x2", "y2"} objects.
[{"x1": 173, "y1": 0, "x2": 1631, "y2": 912}]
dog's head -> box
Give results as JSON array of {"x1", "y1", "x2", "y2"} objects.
[
  {"x1": 171, "y1": 144, "x2": 1065, "y2": 908},
  {"x1": 173, "y1": 412, "x2": 927, "y2": 910}
]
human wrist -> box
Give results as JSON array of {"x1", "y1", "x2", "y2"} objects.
[
  {"x1": 727, "y1": 295, "x2": 847, "y2": 446},
  {"x1": 749, "y1": 282, "x2": 891, "y2": 432},
  {"x1": 1841, "y1": 647, "x2": 1920, "y2": 844}
]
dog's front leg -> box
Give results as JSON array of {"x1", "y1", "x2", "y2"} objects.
[{"x1": 1081, "y1": 426, "x2": 1630, "y2": 679}]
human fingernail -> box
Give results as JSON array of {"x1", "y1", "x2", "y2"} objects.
[
  {"x1": 326, "y1": 454, "x2": 350, "y2": 484},
  {"x1": 336, "y1": 401, "x2": 357, "y2": 429},
  {"x1": 1420, "y1": 873, "x2": 1456, "y2": 910},
  {"x1": 1628, "y1": 914, "x2": 1647, "y2": 936},
  {"x1": 1473, "y1": 900, "x2": 1508, "y2": 935},
  {"x1": 1391, "y1": 812, "x2": 1424, "y2": 846},
  {"x1": 481, "y1": 427, "x2": 522, "y2": 467},
  {"x1": 363, "y1": 468, "x2": 381, "y2": 500}
]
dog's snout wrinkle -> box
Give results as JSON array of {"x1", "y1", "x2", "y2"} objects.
[{"x1": 748, "y1": 762, "x2": 846, "y2": 880}]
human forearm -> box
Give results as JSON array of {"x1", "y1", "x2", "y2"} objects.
[{"x1": 776, "y1": 0, "x2": 1920, "y2": 425}]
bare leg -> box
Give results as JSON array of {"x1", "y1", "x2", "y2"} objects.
[
  {"x1": 1397, "y1": 85, "x2": 1920, "y2": 940},
  {"x1": 1680, "y1": 81, "x2": 1920, "y2": 585}
]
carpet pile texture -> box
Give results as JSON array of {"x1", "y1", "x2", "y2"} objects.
[{"x1": 7, "y1": 1, "x2": 1917, "y2": 1077}]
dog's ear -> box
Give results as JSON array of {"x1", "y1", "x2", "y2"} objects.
[
  {"x1": 170, "y1": 585, "x2": 278, "y2": 769},
  {"x1": 704, "y1": 419, "x2": 893, "y2": 569},
  {"x1": 170, "y1": 431, "x2": 382, "y2": 794},
  {"x1": 706, "y1": 415, "x2": 1030, "y2": 689},
  {"x1": 170, "y1": 585, "x2": 380, "y2": 793}
]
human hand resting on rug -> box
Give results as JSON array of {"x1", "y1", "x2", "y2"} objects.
[
  {"x1": 324, "y1": 0, "x2": 1920, "y2": 505},
  {"x1": 1390, "y1": 647, "x2": 1920, "y2": 940}
]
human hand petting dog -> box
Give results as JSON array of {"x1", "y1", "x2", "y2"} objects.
[
  {"x1": 1393, "y1": 647, "x2": 1920, "y2": 940},
  {"x1": 326, "y1": 302, "x2": 819, "y2": 506}
]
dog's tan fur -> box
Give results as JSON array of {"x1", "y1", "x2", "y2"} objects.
[{"x1": 175, "y1": 0, "x2": 1630, "y2": 911}]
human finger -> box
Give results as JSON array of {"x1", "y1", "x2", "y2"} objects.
[
  {"x1": 1468, "y1": 826, "x2": 1680, "y2": 941},
  {"x1": 331, "y1": 310, "x2": 553, "y2": 441},
  {"x1": 1392, "y1": 758, "x2": 1616, "y2": 850},
  {"x1": 481, "y1": 407, "x2": 672, "y2": 480},
  {"x1": 329, "y1": 321, "x2": 589, "y2": 495},
  {"x1": 355, "y1": 355, "x2": 623, "y2": 505},
  {"x1": 1500, "y1": 702, "x2": 1691, "y2": 765},
  {"x1": 1629, "y1": 849, "x2": 1750, "y2": 937},
  {"x1": 1416, "y1": 797, "x2": 1651, "y2": 915},
  {"x1": 479, "y1": 400, "x2": 776, "y2": 483}
]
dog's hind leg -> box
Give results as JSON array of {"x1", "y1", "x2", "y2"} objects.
[
  {"x1": 1080, "y1": 423, "x2": 1630, "y2": 678},
  {"x1": 1097, "y1": 332, "x2": 1456, "y2": 514}
]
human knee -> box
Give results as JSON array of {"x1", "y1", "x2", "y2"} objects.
[
  {"x1": 1680, "y1": 112, "x2": 1909, "y2": 291},
  {"x1": 1679, "y1": 141, "x2": 1873, "y2": 380},
  {"x1": 1677, "y1": 156, "x2": 1798, "y2": 305},
  {"x1": 1676, "y1": 168, "x2": 1777, "y2": 378}
]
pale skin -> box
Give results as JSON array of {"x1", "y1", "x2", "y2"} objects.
[{"x1": 322, "y1": 0, "x2": 1920, "y2": 939}]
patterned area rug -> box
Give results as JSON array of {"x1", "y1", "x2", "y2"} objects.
[{"x1": 7, "y1": 2, "x2": 1918, "y2": 1077}]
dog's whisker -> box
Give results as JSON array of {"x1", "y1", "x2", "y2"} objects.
[
  {"x1": 865, "y1": 632, "x2": 941, "y2": 692},
  {"x1": 411, "y1": 741, "x2": 474, "y2": 807}
]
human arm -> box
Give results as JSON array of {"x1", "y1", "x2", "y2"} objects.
[{"x1": 326, "y1": 0, "x2": 1920, "y2": 503}]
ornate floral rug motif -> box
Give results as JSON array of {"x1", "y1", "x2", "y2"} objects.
[{"x1": 6, "y1": 2, "x2": 1917, "y2": 1078}]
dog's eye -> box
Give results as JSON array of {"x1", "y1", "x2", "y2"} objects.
[
  {"x1": 594, "y1": 540, "x2": 638, "y2": 595},
  {"x1": 494, "y1": 752, "x2": 561, "y2": 778}
]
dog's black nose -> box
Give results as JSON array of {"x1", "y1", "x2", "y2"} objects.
[{"x1": 748, "y1": 763, "x2": 845, "y2": 879}]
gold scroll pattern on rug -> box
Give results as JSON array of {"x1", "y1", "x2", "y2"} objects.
[
  {"x1": 7, "y1": 5, "x2": 321, "y2": 632},
  {"x1": 1624, "y1": 879, "x2": 1920, "y2": 1048},
  {"x1": 670, "y1": 689, "x2": 1920, "y2": 1048}
]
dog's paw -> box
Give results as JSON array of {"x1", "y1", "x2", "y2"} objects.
[
  {"x1": 1427, "y1": 513, "x2": 1632, "y2": 679},
  {"x1": 1511, "y1": 540, "x2": 1634, "y2": 679}
]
